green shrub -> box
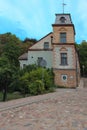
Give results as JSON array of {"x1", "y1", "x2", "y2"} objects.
[
  {"x1": 29, "y1": 80, "x2": 45, "y2": 95},
  {"x1": 18, "y1": 67, "x2": 55, "y2": 95}
]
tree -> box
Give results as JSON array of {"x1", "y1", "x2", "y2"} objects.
[
  {"x1": 3, "y1": 43, "x2": 22, "y2": 66},
  {"x1": 0, "y1": 33, "x2": 22, "y2": 57},
  {"x1": 0, "y1": 66, "x2": 13, "y2": 101},
  {"x1": 21, "y1": 38, "x2": 37, "y2": 53},
  {"x1": 0, "y1": 32, "x2": 21, "y2": 45},
  {"x1": 0, "y1": 32, "x2": 37, "y2": 56},
  {"x1": 76, "y1": 41, "x2": 87, "y2": 76},
  {"x1": 0, "y1": 56, "x2": 19, "y2": 100},
  {"x1": 23, "y1": 37, "x2": 37, "y2": 44}
]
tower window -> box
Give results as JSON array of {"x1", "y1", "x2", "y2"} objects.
[
  {"x1": 60, "y1": 17, "x2": 66, "y2": 23},
  {"x1": 60, "y1": 53, "x2": 67, "y2": 65},
  {"x1": 60, "y1": 33, "x2": 66, "y2": 43},
  {"x1": 44, "y1": 42, "x2": 49, "y2": 49}
]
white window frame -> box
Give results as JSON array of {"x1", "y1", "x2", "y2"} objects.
[{"x1": 61, "y1": 75, "x2": 67, "y2": 82}]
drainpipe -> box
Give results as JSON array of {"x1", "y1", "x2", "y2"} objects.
[
  {"x1": 75, "y1": 48, "x2": 78, "y2": 88},
  {"x1": 51, "y1": 36, "x2": 53, "y2": 44}
]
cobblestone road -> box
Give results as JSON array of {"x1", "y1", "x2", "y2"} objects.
[{"x1": 0, "y1": 88, "x2": 87, "y2": 130}]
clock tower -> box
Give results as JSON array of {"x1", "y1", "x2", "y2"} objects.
[{"x1": 52, "y1": 14, "x2": 80, "y2": 87}]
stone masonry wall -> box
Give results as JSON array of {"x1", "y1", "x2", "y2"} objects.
[{"x1": 54, "y1": 69, "x2": 77, "y2": 88}]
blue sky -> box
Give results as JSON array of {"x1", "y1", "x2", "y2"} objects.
[{"x1": 0, "y1": 0, "x2": 87, "y2": 43}]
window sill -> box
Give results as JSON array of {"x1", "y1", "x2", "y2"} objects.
[{"x1": 60, "y1": 64, "x2": 68, "y2": 66}]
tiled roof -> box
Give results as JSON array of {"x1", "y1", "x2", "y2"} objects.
[{"x1": 18, "y1": 52, "x2": 28, "y2": 60}]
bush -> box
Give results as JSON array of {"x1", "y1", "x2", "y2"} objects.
[
  {"x1": 29, "y1": 80, "x2": 45, "y2": 95},
  {"x1": 17, "y1": 67, "x2": 55, "y2": 95}
]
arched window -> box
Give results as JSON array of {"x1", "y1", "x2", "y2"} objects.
[{"x1": 60, "y1": 17, "x2": 66, "y2": 23}]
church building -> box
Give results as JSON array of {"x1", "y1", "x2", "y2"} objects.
[{"x1": 19, "y1": 13, "x2": 80, "y2": 88}]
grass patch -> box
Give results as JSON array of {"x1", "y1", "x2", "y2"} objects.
[
  {"x1": 0, "y1": 88, "x2": 56, "y2": 102},
  {"x1": 0, "y1": 92, "x2": 3, "y2": 101},
  {"x1": 0, "y1": 91, "x2": 24, "y2": 101}
]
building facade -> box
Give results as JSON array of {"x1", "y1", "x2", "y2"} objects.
[{"x1": 19, "y1": 13, "x2": 80, "y2": 88}]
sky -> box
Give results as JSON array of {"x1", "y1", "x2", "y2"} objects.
[{"x1": 0, "y1": 0, "x2": 87, "y2": 43}]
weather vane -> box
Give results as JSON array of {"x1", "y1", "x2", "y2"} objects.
[{"x1": 62, "y1": 0, "x2": 66, "y2": 14}]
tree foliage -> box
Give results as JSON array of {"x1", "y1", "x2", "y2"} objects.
[
  {"x1": 0, "y1": 32, "x2": 21, "y2": 44},
  {"x1": 0, "y1": 32, "x2": 37, "y2": 55},
  {"x1": 10, "y1": 66, "x2": 55, "y2": 96},
  {"x1": 0, "y1": 32, "x2": 38, "y2": 100},
  {"x1": 3, "y1": 43, "x2": 21, "y2": 66},
  {"x1": 1, "y1": 32, "x2": 87, "y2": 101},
  {"x1": 76, "y1": 41, "x2": 87, "y2": 76}
]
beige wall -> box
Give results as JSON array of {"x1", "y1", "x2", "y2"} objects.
[
  {"x1": 30, "y1": 33, "x2": 53, "y2": 49},
  {"x1": 28, "y1": 51, "x2": 53, "y2": 68},
  {"x1": 53, "y1": 26, "x2": 75, "y2": 43},
  {"x1": 54, "y1": 69, "x2": 77, "y2": 88},
  {"x1": 53, "y1": 44, "x2": 80, "y2": 87},
  {"x1": 53, "y1": 45, "x2": 76, "y2": 69}
]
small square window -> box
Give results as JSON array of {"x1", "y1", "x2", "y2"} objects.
[{"x1": 44, "y1": 42, "x2": 49, "y2": 49}]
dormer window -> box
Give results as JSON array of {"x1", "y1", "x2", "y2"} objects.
[
  {"x1": 60, "y1": 17, "x2": 66, "y2": 23},
  {"x1": 44, "y1": 42, "x2": 49, "y2": 49}
]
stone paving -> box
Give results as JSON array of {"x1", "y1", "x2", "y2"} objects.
[{"x1": 0, "y1": 88, "x2": 87, "y2": 130}]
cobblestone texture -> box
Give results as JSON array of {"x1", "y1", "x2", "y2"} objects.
[{"x1": 0, "y1": 88, "x2": 87, "y2": 130}]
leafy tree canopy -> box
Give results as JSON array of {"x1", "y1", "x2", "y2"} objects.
[
  {"x1": 76, "y1": 40, "x2": 87, "y2": 76},
  {"x1": 0, "y1": 32, "x2": 21, "y2": 45}
]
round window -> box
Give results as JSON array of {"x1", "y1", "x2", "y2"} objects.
[
  {"x1": 62, "y1": 75, "x2": 67, "y2": 81},
  {"x1": 63, "y1": 75, "x2": 67, "y2": 80}
]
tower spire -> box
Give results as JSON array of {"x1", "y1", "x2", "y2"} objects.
[{"x1": 62, "y1": 0, "x2": 66, "y2": 14}]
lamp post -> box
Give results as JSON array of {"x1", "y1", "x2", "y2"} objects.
[
  {"x1": 3, "y1": 75, "x2": 8, "y2": 102},
  {"x1": 3, "y1": 86, "x2": 7, "y2": 101},
  {"x1": 40, "y1": 59, "x2": 47, "y2": 85},
  {"x1": 51, "y1": 36, "x2": 53, "y2": 44},
  {"x1": 75, "y1": 48, "x2": 79, "y2": 88}
]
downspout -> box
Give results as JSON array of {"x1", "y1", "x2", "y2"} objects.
[{"x1": 75, "y1": 47, "x2": 78, "y2": 88}]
